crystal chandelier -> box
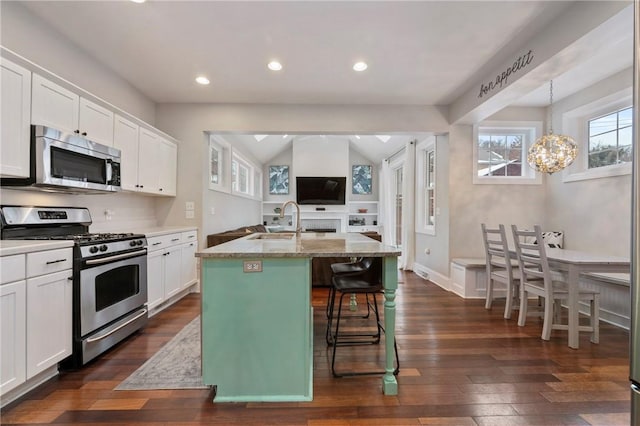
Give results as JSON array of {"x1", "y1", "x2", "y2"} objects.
[{"x1": 527, "y1": 80, "x2": 577, "y2": 174}]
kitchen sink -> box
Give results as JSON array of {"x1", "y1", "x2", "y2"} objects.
[{"x1": 250, "y1": 233, "x2": 296, "y2": 240}]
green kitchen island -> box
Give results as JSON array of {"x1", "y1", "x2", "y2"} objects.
[{"x1": 196, "y1": 232, "x2": 401, "y2": 402}]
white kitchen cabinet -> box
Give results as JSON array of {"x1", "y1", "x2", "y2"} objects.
[
  {"x1": 0, "y1": 247, "x2": 72, "y2": 402},
  {"x1": 146, "y1": 233, "x2": 183, "y2": 311},
  {"x1": 113, "y1": 114, "x2": 140, "y2": 191},
  {"x1": 138, "y1": 128, "x2": 161, "y2": 193},
  {"x1": 31, "y1": 74, "x2": 114, "y2": 146},
  {"x1": 146, "y1": 231, "x2": 198, "y2": 315},
  {"x1": 180, "y1": 233, "x2": 198, "y2": 290},
  {"x1": 158, "y1": 139, "x2": 177, "y2": 196},
  {"x1": 1, "y1": 58, "x2": 31, "y2": 178},
  {"x1": 146, "y1": 249, "x2": 164, "y2": 310},
  {"x1": 0, "y1": 281, "x2": 26, "y2": 395},
  {"x1": 26, "y1": 270, "x2": 72, "y2": 378},
  {"x1": 0, "y1": 253, "x2": 27, "y2": 396}
]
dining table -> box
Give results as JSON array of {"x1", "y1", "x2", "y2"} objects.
[{"x1": 534, "y1": 248, "x2": 630, "y2": 349}]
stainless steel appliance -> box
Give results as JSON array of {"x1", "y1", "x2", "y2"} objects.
[
  {"x1": 0, "y1": 206, "x2": 147, "y2": 367},
  {"x1": 632, "y1": 1, "x2": 640, "y2": 422},
  {"x1": 0, "y1": 125, "x2": 121, "y2": 193}
]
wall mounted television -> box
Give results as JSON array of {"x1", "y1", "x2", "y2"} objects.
[{"x1": 296, "y1": 176, "x2": 346, "y2": 205}]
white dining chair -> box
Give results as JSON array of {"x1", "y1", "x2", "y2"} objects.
[
  {"x1": 481, "y1": 223, "x2": 520, "y2": 319},
  {"x1": 511, "y1": 224, "x2": 600, "y2": 343}
]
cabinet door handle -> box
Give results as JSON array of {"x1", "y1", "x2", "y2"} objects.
[
  {"x1": 81, "y1": 132, "x2": 87, "y2": 136},
  {"x1": 74, "y1": 129, "x2": 80, "y2": 134},
  {"x1": 46, "y1": 258, "x2": 67, "y2": 265}
]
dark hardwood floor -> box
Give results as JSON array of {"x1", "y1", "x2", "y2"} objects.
[{"x1": 1, "y1": 271, "x2": 631, "y2": 425}]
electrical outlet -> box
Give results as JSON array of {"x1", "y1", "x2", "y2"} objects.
[
  {"x1": 185, "y1": 201, "x2": 195, "y2": 211},
  {"x1": 243, "y1": 260, "x2": 263, "y2": 273},
  {"x1": 185, "y1": 210, "x2": 195, "y2": 219},
  {"x1": 210, "y1": 207, "x2": 216, "y2": 215}
]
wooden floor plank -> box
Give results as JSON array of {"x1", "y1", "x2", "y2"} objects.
[{"x1": 0, "y1": 271, "x2": 632, "y2": 425}]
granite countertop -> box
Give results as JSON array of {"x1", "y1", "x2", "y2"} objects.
[
  {"x1": 196, "y1": 232, "x2": 401, "y2": 258},
  {"x1": 0, "y1": 240, "x2": 75, "y2": 257},
  {"x1": 131, "y1": 226, "x2": 198, "y2": 238}
]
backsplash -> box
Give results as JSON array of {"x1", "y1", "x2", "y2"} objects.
[{"x1": 0, "y1": 188, "x2": 158, "y2": 232}]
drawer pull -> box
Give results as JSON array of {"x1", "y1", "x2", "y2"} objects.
[
  {"x1": 152, "y1": 242, "x2": 162, "y2": 246},
  {"x1": 46, "y1": 259, "x2": 67, "y2": 265},
  {"x1": 171, "y1": 238, "x2": 180, "y2": 242}
]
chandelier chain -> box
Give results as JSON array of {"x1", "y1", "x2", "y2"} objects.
[{"x1": 548, "y1": 80, "x2": 554, "y2": 134}]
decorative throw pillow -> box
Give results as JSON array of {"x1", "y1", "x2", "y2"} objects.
[{"x1": 523, "y1": 231, "x2": 564, "y2": 248}]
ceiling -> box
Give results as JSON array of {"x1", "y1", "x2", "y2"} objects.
[{"x1": 9, "y1": 1, "x2": 634, "y2": 163}]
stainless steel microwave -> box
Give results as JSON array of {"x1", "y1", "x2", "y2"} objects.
[{"x1": 1, "y1": 125, "x2": 121, "y2": 193}]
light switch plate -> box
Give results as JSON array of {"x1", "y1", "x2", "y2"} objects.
[{"x1": 243, "y1": 260, "x2": 263, "y2": 273}]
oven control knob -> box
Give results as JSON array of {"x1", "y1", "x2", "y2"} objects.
[
  {"x1": 137, "y1": 240, "x2": 144, "y2": 246},
  {"x1": 89, "y1": 246, "x2": 99, "y2": 254},
  {"x1": 99, "y1": 245, "x2": 108, "y2": 252},
  {"x1": 130, "y1": 240, "x2": 137, "y2": 247}
]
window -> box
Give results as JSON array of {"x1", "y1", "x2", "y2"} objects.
[
  {"x1": 588, "y1": 107, "x2": 632, "y2": 169},
  {"x1": 231, "y1": 151, "x2": 261, "y2": 199},
  {"x1": 473, "y1": 121, "x2": 542, "y2": 185},
  {"x1": 208, "y1": 135, "x2": 231, "y2": 193},
  {"x1": 416, "y1": 137, "x2": 436, "y2": 234},
  {"x1": 562, "y1": 89, "x2": 632, "y2": 182}
]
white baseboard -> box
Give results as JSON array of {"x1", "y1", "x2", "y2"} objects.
[
  {"x1": 1, "y1": 365, "x2": 58, "y2": 409},
  {"x1": 413, "y1": 262, "x2": 451, "y2": 292}
]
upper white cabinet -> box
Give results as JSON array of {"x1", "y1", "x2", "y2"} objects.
[
  {"x1": 31, "y1": 74, "x2": 114, "y2": 146},
  {"x1": 138, "y1": 128, "x2": 177, "y2": 196},
  {"x1": 158, "y1": 138, "x2": 177, "y2": 196},
  {"x1": 1, "y1": 58, "x2": 31, "y2": 178},
  {"x1": 113, "y1": 114, "x2": 140, "y2": 191}
]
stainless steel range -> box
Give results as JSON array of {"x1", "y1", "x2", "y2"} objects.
[{"x1": 0, "y1": 206, "x2": 148, "y2": 368}]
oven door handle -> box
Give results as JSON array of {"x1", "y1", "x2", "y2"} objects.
[
  {"x1": 85, "y1": 308, "x2": 148, "y2": 343},
  {"x1": 85, "y1": 249, "x2": 147, "y2": 265}
]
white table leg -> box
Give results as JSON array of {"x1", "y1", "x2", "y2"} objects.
[{"x1": 567, "y1": 265, "x2": 580, "y2": 349}]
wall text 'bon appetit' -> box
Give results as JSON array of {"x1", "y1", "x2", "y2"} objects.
[{"x1": 477, "y1": 49, "x2": 534, "y2": 99}]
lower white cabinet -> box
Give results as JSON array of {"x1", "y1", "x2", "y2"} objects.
[
  {"x1": 146, "y1": 230, "x2": 198, "y2": 314},
  {"x1": 26, "y1": 270, "x2": 72, "y2": 378},
  {"x1": 0, "y1": 280, "x2": 27, "y2": 395},
  {"x1": 0, "y1": 247, "x2": 72, "y2": 401},
  {"x1": 180, "y1": 240, "x2": 198, "y2": 290}
]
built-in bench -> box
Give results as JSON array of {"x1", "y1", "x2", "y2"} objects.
[
  {"x1": 450, "y1": 258, "x2": 486, "y2": 298},
  {"x1": 581, "y1": 272, "x2": 630, "y2": 287},
  {"x1": 448, "y1": 259, "x2": 631, "y2": 329}
]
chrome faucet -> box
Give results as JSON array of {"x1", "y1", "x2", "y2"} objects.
[{"x1": 280, "y1": 200, "x2": 302, "y2": 235}]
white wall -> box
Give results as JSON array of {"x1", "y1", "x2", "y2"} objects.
[
  {"x1": 414, "y1": 134, "x2": 450, "y2": 279},
  {"x1": 1, "y1": 1, "x2": 156, "y2": 123},
  {"x1": 545, "y1": 68, "x2": 633, "y2": 257},
  {"x1": 447, "y1": 122, "x2": 547, "y2": 260},
  {"x1": 155, "y1": 103, "x2": 449, "y2": 241}
]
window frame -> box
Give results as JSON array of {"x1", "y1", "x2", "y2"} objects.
[
  {"x1": 472, "y1": 121, "x2": 543, "y2": 185},
  {"x1": 208, "y1": 135, "x2": 231, "y2": 193},
  {"x1": 562, "y1": 89, "x2": 632, "y2": 183},
  {"x1": 416, "y1": 137, "x2": 436, "y2": 235},
  {"x1": 231, "y1": 150, "x2": 262, "y2": 200}
]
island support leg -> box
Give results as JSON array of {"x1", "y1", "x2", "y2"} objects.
[{"x1": 382, "y1": 256, "x2": 398, "y2": 395}]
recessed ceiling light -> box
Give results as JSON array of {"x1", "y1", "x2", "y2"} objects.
[
  {"x1": 355, "y1": 135, "x2": 361, "y2": 139},
  {"x1": 254, "y1": 135, "x2": 268, "y2": 142},
  {"x1": 282, "y1": 134, "x2": 288, "y2": 139},
  {"x1": 353, "y1": 61, "x2": 368, "y2": 72},
  {"x1": 130, "y1": 0, "x2": 146, "y2": 3},
  {"x1": 195, "y1": 76, "x2": 210, "y2": 85},
  {"x1": 268, "y1": 61, "x2": 283, "y2": 71},
  {"x1": 376, "y1": 135, "x2": 391, "y2": 143}
]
